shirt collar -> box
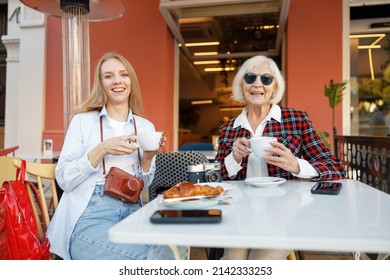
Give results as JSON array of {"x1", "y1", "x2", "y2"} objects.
[
  {"x1": 99, "y1": 106, "x2": 134, "y2": 123},
  {"x1": 233, "y1": 104, "x2": 281, "y2": 128}
]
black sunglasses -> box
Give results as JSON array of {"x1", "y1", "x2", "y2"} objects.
[{"x1": 243, "y1": 73, "x2": 274, "y2": 86}]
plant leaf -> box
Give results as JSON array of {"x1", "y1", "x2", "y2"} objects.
[
  {"x1": 324, "y1": 80, "x2": 348, "y2": 109},
  {"x1": 317, "y1": 130, "x2": 331, "y2": 150}
]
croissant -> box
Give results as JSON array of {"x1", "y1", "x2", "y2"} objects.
[{"x1": 163, "y1": 181, "x2": 223, "y2": 198}]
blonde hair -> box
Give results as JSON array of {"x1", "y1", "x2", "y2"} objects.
[
  {"x1": 73, "y1": 52, "x2": 144, "y2": 116},
  {"x1": 231, "y1": 55, "x2": 285, "y2": 104}
]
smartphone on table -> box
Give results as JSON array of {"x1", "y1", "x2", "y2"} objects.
[
  {"x1": 311, "y1": 182, "x2": 342, "y2": 195},
  {"x1": 150, "y1": 209, "x2": 222, "y2": 224}
]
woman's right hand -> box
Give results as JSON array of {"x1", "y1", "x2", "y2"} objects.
[
  {"x1": 101, "y1": 134, "x2": 138, "y2": 156},
  {"x1": 232, "y1": 137, "x2": 251, "y2": 163},
  {"x1": 87, "y1": 135, "x2": 138, "y2": 168}
]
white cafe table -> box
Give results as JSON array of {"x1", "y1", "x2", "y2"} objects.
[{"x1": 108, "y1": 179, "x2": 390, "y2": 259}]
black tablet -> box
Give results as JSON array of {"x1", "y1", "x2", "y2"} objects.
[{"x1": 150, "y1": 209, "x2": 222, "y2": 224}]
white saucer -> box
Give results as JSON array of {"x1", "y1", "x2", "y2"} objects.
[{"x1": 245, "y1": 177, "x2": 286, "y2": 188}]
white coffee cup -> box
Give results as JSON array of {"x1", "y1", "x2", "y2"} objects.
[
  {"x1": 249, "y1": 137, "x2": 277, "y2": 158},
  {"x1": 135, "y1": 132, "x2": 163, "y2": 151}
]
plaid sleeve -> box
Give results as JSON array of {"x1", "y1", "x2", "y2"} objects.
[
  {"x1": 297, "y1": 111, "x2": 346, "y2": 180},
  {"x1": 265, "y1": 109, "x2": 346, "y2": 180},
  {"x1": 216, "y1": 118, "x2": 251, "y2": 180}
]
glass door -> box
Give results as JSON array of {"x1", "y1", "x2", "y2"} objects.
[{"x1": 350, "y1": 4, "x2": 390, "y2": 137}]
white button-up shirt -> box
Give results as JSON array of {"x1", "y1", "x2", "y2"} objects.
[
  {"x1": 47, "y1": 107, "x2": 156, "y2": 260},
  {"x1": 224, "y1": 105, "x2": 318, "y2": 179}
]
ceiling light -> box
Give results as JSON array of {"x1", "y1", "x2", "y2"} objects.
[
  {"x1": 244, "y1": 24, "x2": 278, "y2": 30},
  {"x1": 193, "y1": 60, "x2": 220, "y2": 65},
  {"x1": 219, "y1": 106, "x2": 246, "y2": 111},
  {"x1": 350, "y1": 33, "x2": 385, "y2": 80},
  {"x1": 204, "y1": 67, "x2": 235, "y2": 72},
  {"x1": 186, "y1": 42, "x2": 220, "y2": 47},
  {"x1": 179, "y1": 17, "x2": 213, "y2": 24},
  {"x1": 191, "y1": 100, "x2": 213, "y2": 105},
  {"x1": 194, "y1": 52, "x2": 218, "y2": 56},
  {"x1": 357, "y1": 45, "x2": 381, "y2": 49},
  {"x1": 349, "y1": 34, "x2": 385, "y2": 39}
]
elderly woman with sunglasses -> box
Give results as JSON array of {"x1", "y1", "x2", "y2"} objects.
[{"x1": 216, "y1": 55, "x2": 346, "y2": 260}]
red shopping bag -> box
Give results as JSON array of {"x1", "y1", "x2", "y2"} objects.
[{"x1": 0, "y1": 160, "x2": 50, "y2": 260}]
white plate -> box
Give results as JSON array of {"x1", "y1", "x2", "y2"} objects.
[
  {"x1": 161, "y1": 182, "x2": 232, "y2": 210},
  {"x1": 245, "y1": 177, "x2": 286, "y2": 188}
]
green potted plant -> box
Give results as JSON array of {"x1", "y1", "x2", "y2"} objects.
[{"x1": 318, "y1": 79, "x2": 348, "y2": 150}]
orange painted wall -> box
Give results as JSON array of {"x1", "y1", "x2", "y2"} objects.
[
  {"x1": 43, "y1": 0, "x2": 175, "y2": 151},
  {"x1": 43, "y1": 17, "x2": 63, "y2": 152},
  {"x1": 286, "y1": 0, "x2": 343, "y2": 140}
]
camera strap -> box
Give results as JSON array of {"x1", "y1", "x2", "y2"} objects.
[{"x1": 99, "y1": 115, "x2": 142, "y2": 178}]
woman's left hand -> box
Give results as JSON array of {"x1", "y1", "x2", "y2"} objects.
[
  {"x1": 263, "y1": 141, "x2": 300, "y2": 174},
  {"x1": 141, "y1": 133, "x2": 167, "y2": 171}
]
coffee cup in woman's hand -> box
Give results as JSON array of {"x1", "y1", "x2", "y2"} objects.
[
  {"x1": 134, "y1": 132, "x2": 163, "y2": 151},
  {"x1": 248, "y1": 137, "x2": 277, "y2": 158}
]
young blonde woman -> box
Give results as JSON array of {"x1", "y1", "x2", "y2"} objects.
[{"x1": 47, "y1": 52, "x2": 179, "y2": 260}]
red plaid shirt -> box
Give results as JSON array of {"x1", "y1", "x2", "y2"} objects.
[{"x1": 216, "y1": 107, "x2": 346, "y2": 181}]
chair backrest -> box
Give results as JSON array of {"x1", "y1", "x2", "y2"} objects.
[
  {"x1": 148, "y1": 151, "x2": 209, "y2": 201},
  {"x1": 179, "y1": 142, "x2": 214, "y2": 151},
  {"x1": 0, "y1": 157, "x2": 22, "y2": 186},
  {"x1": 0, "y1": 145, "x2": 19, "y2": 157},
  {"x1": 13, "y1": 159, "x2": 58, "y2": 228}
]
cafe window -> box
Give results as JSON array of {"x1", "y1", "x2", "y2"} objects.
[
  {"x1": 350, "y1": 4, "x2": 390, "y2": 137},
  {"x1": 350, "y1": 31, "x2": 390, "y2": 137}
]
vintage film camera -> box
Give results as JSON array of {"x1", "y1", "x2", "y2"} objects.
[{"x1": 187, "y1": 162, "x2": 222, "y2": 184}]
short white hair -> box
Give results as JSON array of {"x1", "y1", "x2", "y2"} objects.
[{"x1": 231, "y1": 55, "x2": 285, "y2": 104}]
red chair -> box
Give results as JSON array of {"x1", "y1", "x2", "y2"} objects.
[{"x1": 0, "y1": 145, "x2": 19, "y2": 157}]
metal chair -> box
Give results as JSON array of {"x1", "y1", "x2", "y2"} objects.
[{"x1": 148, "y1": 151, "x2": 209, "y2": 201}]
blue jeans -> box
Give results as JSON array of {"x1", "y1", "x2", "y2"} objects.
[{"x1": 69, "y1": 184, "x2": 182, "y2": 260}]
